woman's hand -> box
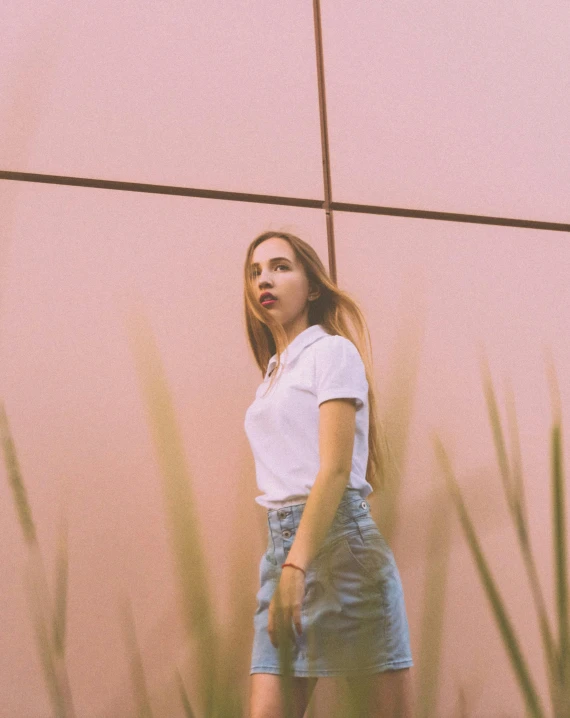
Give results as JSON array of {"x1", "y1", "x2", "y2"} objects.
[{"x1": 268, "y1": 566, "x2": 306, "y2": 648}]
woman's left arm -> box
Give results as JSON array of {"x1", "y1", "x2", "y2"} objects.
[
  {"x1": 267, "y1": 397, "x2": 358, "y2": 646},
  {"x1": 287, "y1": 397, "x2": 358, "y2": 570}
]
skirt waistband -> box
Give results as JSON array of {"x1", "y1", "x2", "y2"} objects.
[
  {"x1": 267, "y1": 486, "x2": 366, "y2": 512},
  {"x1": 265, "y1": 487, "x2": 373, "y2": 558}
]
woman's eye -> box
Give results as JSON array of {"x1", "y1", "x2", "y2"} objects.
[{"x1": 251, "y1": 265, "x2": 288, "y2": 278}]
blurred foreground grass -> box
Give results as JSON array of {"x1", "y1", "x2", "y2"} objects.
[
  {"x1": 2, "y1": 305, "x2": 568, "y2": 717},
  {"x1": 432, "y1": 347, "x2": 569, "y2": 718}
]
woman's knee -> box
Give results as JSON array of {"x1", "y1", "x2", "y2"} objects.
[
  {"x1": 346, "y1": 667, "x2": 413, "y2": 718},
  {"x1": 249, "y1": 674, "x2": 317, "y2": 718}
]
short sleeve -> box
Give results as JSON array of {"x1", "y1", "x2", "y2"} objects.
[{"x1": 314, "y1": 335, "x2": 369, "y2": 410}]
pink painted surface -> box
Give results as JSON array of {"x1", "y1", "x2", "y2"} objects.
[
  {"x1": 322, "y1": 1, "x2": 570, "y2": 222},
  {"x1": 0, "y1": 1, "x2": 569, "y2": 218},
  {"x1": 0, "y1": 3, "x2": 569, "y2": 717}
]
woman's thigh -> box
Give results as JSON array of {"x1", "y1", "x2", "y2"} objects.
[
  {"x1": 249, "y1": 673, "x2": 318, "y2": 718},
  {"x1": 345, "y1": 667, "x2": 413, "y2": 718}
]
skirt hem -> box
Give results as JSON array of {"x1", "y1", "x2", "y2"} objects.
[{"x1": 249, "y1": 657, "x2": 414, "y2": 678}]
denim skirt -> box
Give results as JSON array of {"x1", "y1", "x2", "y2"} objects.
[{"x1": 250, "y1": 488, "x2": 413, "y2": 677}]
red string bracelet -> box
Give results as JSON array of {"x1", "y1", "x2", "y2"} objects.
[{"x1": 281, "y1": 562, "x2": 306, "y2": 577}]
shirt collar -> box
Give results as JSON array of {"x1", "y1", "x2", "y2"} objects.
[{"x1": 265, "y1": 324, "x2": 330, "y2": 379}]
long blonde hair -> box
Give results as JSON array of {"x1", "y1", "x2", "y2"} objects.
[{"x1": 243, "y1": 230, "x2": 388, "y2": 492}]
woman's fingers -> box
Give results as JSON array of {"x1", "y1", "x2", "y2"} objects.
[
  {"x1": 268, "y1": 599, "x2": 290, "y2": 648},
  {"x1": 267, "y1": 595, "x2": 302, "y2": 647},
  {"x1": 268, "y1": 562, "x2": 307, "y2": 646},
  {"x1": 293, "y1": 604, "x2": 302, "y2": 636}
]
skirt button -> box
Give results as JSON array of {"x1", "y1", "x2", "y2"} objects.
[
  {"x1": 282, "y1": 529, "x2": 292, "y2": 539},
  {"x1": 278, "y1": 510, "x2": 287, "y2": 519}
]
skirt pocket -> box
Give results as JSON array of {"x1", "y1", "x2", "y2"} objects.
[{"x1": 342, "y1": 526, "x2": 395, "y2": 590}]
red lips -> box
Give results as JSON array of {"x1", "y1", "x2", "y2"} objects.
[{"x1": 259, "y1": 292, "x2": 277, "y2": 303}]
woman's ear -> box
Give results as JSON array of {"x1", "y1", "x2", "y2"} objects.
[{"x1": 308, "y1": 284, "x2": 321, "y2": 301}]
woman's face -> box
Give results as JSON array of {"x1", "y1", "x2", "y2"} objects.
[{"x1": 250, "y1": 237, "x2": 315, "y2": 335}]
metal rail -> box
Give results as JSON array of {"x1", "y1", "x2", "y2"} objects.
[
  {"x1": 312, "y1": 0, "x2": 337, "y2": 283},
  {"x1": 1, "y1": 170, "x2": 568, "y2": 233}
]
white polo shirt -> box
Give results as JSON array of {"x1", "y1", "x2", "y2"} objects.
[{"x1": 244, "y1": 323, "x2": 371, "y2": 509}]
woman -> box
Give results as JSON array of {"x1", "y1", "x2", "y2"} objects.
[{"x1": 244, "y1": 230, "x2": 413, "y2": 717}]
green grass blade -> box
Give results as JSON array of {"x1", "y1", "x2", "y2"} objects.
[
  {"x1": 478, "y1": 349, "x2": 514, "y2": 513},
  {"x1": 119, "y1": 595, "x2": 154, "y2": 718},
  {"x1": 505, "y1": 380, "x2": 559, "y2": 699},
  {"x1": 375, "y1": 298, "x2": 425, "y2": 543},
  {"x1": 545, "y1": 348, "x2": 570, "y2": 716},
  {"x1": 28, "y1": 586, "x2": 67, "y2": 718},
  {"x1": 552, "y1": 425, "x2": 569, "y2": 681},
  {"x1": 375, "y1": 466, "x2": 401, "y2": 549},
  {"x1": 219, "y1": 466, "x2": 264, "y2": 717},
  {"x1": 275, "y1": 587, "x2": 295, "y2": 718},
  {"x1": 434, "y1": 434, "x2": 545, "y2": 718},
  {"x1": 176, "y1": 670, "x2": 196, "y2": 718},
  {"x1": 26, "y1": 545, "x2": 77, "y2": 717},
  {"x1": 504, "y1": 379, "x2": 529, "y2": 529},
  {"x1": 516, "y1": 501, "x2": 560, "y2": 711},
  {"x1": 415, "y1": 484, "x2": 452, "y2": 718},
  {"x1": 481, "y1": 354, "x2": 559, "y2": 696},
  {"x1": 0, "y1": 401, "x2": 37, "y2": 544},
  {"x1": 1, "y1": 403, "x2": 75, "y2": 716},
  {"x1": 53, "y1": 508, "x2": 69, "y2": 657},
  {"x1": 125, "y1": 303, "x2": 218, "y2": 717}
]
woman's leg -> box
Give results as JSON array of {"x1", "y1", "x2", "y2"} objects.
[
  {"x1": 249, "y1": 674, "x2": 318, "y2": 718},
  {"x1": 345, "y1": 667, "x2": 413, "y2": 718}
]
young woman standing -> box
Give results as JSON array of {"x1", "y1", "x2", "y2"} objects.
[{"x1": 244, "y1": 231, "x2": 413, "y2": 717}]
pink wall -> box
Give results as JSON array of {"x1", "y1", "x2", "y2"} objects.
[{"x1": 1, "y1": 2, "x2": 569, "y2": 716}]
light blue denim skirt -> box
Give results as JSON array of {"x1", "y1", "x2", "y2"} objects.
[{"x1": 250, "y1": 488, "x2": 413, "y2": 677}]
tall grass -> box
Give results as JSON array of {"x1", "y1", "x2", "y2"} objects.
[
  {"x1": 123, "y1": 303, "x2": 424, "y2": 718},
  {"x1": 1, "y1": 301, "x2": 447, "y2": 717},
  {"x1": 414, "y1": 484, "x2": 452, "y2": 718},
  {"x1": 5, "y1": 303, "x2": 568, "y2": 716},
  {"x1": 120, "y1": 595, "x2": 155, "y2": 718},
  {"x1": 125, "y1": 303, "x2": 219, "y2": 717},
  {"x1": 373, "y1": 303, "x2": 425, "y2": 546},
  {"x1": 433, "y1": 347, "x2": 569, "y2": 717},
  {"x1": 0, "y1": 402, "x2": 75, "y2": 718}
]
